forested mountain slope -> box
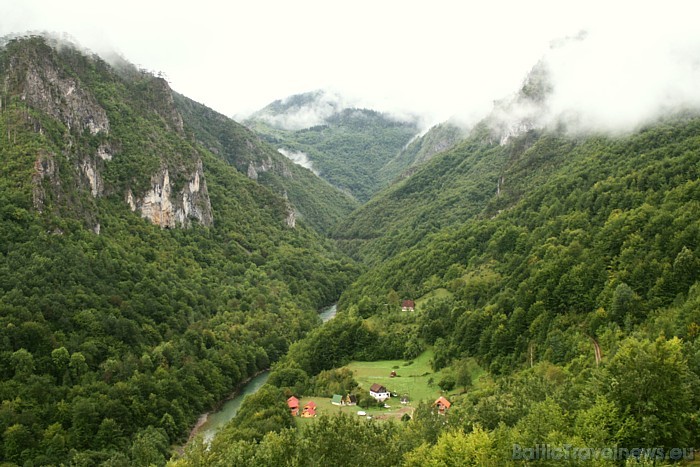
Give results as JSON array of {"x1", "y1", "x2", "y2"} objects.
[
  {"x1": 178, "y1": 108, "x2": 700, "y2": 465},
  {"x1": 245, "y1": 91, "x2": 422, "y2": 201},
  {"x1": 338, "y1": 112, "x2": 700, "y2": 318},
  {"x1": 177, "y1": 39, "x2": 700, "y2": 467},
  {"x1": 379, "y1": 121, "x2": 467, "y2": 182},
  {"x1": 173, "y1": 94, "x2": 358, "y2": 234},
  {"x1": 0, "y1": 35, "x2": 358, "y2": 465}
]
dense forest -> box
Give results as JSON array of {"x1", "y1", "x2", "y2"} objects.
[
  {"x1": 0, "y1": 36, "x2": 357, "y2": 465},
  {"x1": 2, "y1": 33, "x2": 700, "y2": 466},
  {"x1": 177, "y1": 93, "x2": 700, "y2": 464}
]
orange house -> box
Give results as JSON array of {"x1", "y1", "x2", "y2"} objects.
[
  {"x1": 287, "y1": 396, "x2": 300, "y2": 416},
  {"x1": 434, "y1": 396, "x2": 451, "y2": 414},
  {"x1": 302, "y1": 400, "x2": 317, "y2": 418}
]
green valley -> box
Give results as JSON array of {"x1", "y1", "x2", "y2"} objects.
[
  {"x1": 245, "y1": 91, "x2": 424, "y2": 202},
  {"x1": 179, "y1": 84, "x2": 700, "y2": 465},
  {"x1": 0, "y1": 35, "x2": 358, "y2": 466},
  {"x1": 2, "y1": 31, "x2": 700, "y2": 467}
]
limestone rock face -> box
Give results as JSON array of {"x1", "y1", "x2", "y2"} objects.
[
  {"x1": 32, "y1": 151, "x2": 59, "y2": 212},
  {"x1": 245, "y1": 154, "x2": 294, "y2": 181},
  {"x1": 127, "y1": 160, "x2": 213, "y2": 228},
  {"x1": 246, "y1": 156, "x2": 275, "y2": 180},
  {"x1": 4, "y1": 36, "x2": 215, "y2": 230},
  {"x1": 18, "y1": 53, "x2": 110, "y2": 135},
  {"x1": 80, "y1": 158, "x2": 103, "y2": 197},
  {"x1": 285, "y1": 206, "x2": 297, "y2": 229}
]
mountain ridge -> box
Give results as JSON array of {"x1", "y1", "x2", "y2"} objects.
[{"x1": 245, "y1": 90, "x2": 424, "y2": 201}]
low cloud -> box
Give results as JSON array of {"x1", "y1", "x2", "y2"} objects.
[
  {"x1": 256, "y1": 90, "x2": 348, "y2": 130},
  {"x1": 489, "y1": 16, "x2": 700, "y2": 138},
  {"x1": 253, "y1": 89, "x2": 422, "y2": 131},
  {"x1": 543, "y1": 26, "x2": 700, "y2": 133},
  {"x1": 277, "y1": 148, "x2": 318, "y2": 175}
]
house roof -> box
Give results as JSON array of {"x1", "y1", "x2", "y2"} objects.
[
  {"x1": 370, "y1": 383, "x2": 387, "y2": 393},
  {"x1": 402, "y1": 300, "x2": 415, "y2": 308},
  {"x1": 287, "y1": 396, "x2": 299, "y2": 408},
  {"x1": 304, "y1": 401, "x2": 317, "y2": 409},
  {"x1": 434, "y1": 396, "x2": 451, "y2": 408},
  {"x1": 346, "y1": 394, "x2": 357, "y2": 402},
  {"x1": 331, "y1": 394, "x2": 343, "y2": 404}
]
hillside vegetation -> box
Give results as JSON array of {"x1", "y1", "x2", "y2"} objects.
[
  {"x1": 4, "y1": 33, "x2": 700, "y2": 466},
  {"x1": 246, "y1": 92, "x2": 422, "y2": 201},
  {"x1": 173, "y1": 93, "x2": 358, "y2": 235},
  {"x1": 182, "y1": 110, "x2": 700, "y2": 465},
  {"x1": 0, "y1": 35, "x2": 358, "y2": 465}
]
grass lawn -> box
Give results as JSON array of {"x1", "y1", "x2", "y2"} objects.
[
  {"x1": 292, "y1": 350, "x2": 487, "y2": 424},
  {"x1": 341, "y1": 348, "x2": 468, "y2": 422},
  {"x1": 293, "y1": 397, "x2": 364, "y2": 426},
  {"x1": 415, "y1": 288, "x2": 453, "y2": 310},
  {"x1": 344, "y1": 348, "x2": 447, "y2": 404}
]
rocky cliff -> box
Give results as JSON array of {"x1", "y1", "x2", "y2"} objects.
[
  {"x1": 1, "y1": 35, "x2": 213, "y2": 229},
  {"x1": 127, "y1": 160, "x2": 213, "y2": 228}
]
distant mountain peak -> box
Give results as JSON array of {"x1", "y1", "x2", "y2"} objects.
[
  {"x1": 245, "y1": 91, "x2": 422, "y2": 201},
  {"x1": 249, "y1": 90, "x2": 347, "y2": 130}
]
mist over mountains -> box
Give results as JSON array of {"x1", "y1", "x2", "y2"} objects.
[{"x1": 2, "y1": 8, "x2": 700, "y2": 463}]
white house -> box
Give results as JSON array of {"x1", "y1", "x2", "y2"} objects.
[{"x1": 369, "y1": 383, "x2": 390, "y2": 402}]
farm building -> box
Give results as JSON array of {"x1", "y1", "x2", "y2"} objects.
[
  {"x1": 302, "y1": 401, "x2": 317, "y2": 418},
  {"x1": 433, "y1": 396, "x2": 451, "y2": 414},
  {"x1": 369, "y1": 383, "x2": 391, "y2": 402},
  {"x1": 287, "y1": 396, "x2": 299, "y2": 416}
]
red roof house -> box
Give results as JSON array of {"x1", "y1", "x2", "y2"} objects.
[
  {"x1": 402, "y1": 300, "x2": 415, "y2": 311},
  {"x1": 287, "y1": 396, "x2": 299, "y2": 416},
  {"x1": 302, "y1": 400, "x2": 317, "y2": 418},
  {"x1": 433, "y1": 396, "x2": 451, "y2": 414}
]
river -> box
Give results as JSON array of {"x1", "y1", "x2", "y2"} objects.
[
  {"x1": 188, "y1": 303, "x2": 338, "y2": 446},
  {"x1": 319, "y1": 303, "x2": 337, "y2": 322},
  {"x1": 194, "y1": 371, "x2": 271, "y2": 445}
]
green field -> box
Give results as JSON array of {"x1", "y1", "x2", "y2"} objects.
[
  {"x1": 292, "y1": 350, "x2": 486, "y2": 423},
  {"x1": 344, "y1": 349, "x2": 448, "y2": 405},
  {"x1": 415, "y1": 288, "x2": 453, "y2": 310}
]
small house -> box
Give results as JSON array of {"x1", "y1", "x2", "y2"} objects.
[
  {"x1": 402, "y1": 300, "x2": 415, "y2": 311},
  {"x1": 390, "y1": 370, "x2": 397, "y2": 378},
  {"x1": 344, "y1": 394, "x2": 357, "y2": 406},
  {"x1": 287, "y1": 396, "x2": 299, "y2": 416},
  {"x1": 302, "y1": 400, "x2": 317, "y2": 418},
  {"x1": 369, "y1": 383, "x2": 391, "y2": 402},
  {"x1": 433, "y1": 396, "x2": 451, "y2": 414},
  {"x1": 331, "y1": 394, "x2": 343, "y2": 406}
]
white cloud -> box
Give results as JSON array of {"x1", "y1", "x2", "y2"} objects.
[
  {"x1": 541, "y1": 14, "x2": 700, "y2": 133},
  {"x1": 2, "y1": 0, "x2": 700, "y2": 134},
  {"x1": 277, "y1": 148, "x2": 318, "y2": 174},
  {"x1": 255, "y1": 90, "x2": 346, "y2": 130}
]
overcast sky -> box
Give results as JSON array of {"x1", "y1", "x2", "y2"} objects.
[{"x1": 2, "y1": 0, "x2": 700, "y2": 130}]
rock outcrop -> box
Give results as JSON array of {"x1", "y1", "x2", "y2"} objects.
[
  {"x1": 16, "y1": 47, "x2": 110, "y2": 135},
  {"x1": 246, "y1": 156, "x2": 282, "y2": 181},
  {"x1": 32, "y1": 151, "x2": 60, "y2": 213},
  {"x1": 4, "y1": 36, "x2": 215, "y2": 230},
  {"x1": 127, "y1": 160, "x2": 213, "y2": 228}
]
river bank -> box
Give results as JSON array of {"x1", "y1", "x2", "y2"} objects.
[
  {"x1": 184, "y1": 370, "x2": 271, "y2": 447},
  {"x1": 181, "y1": 303, "x2": 338, "y2": 450}
]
